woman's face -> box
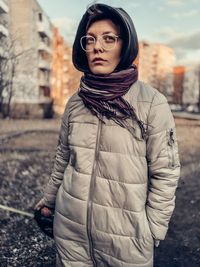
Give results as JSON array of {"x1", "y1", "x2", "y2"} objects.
[{"x1": 85, "y1": 19, "x2": 123, "y2": 75}]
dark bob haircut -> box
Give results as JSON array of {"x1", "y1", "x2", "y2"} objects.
[{"x1": 72, "y1": 3, "x2": 139, "y2": 73}]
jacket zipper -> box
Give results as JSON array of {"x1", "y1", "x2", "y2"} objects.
[
  {"x1": 168, "y1": 128, "x2": 175, "y2": 168},
  {"x1": 87, "y1": 117, "x2": 102, "y2": 266}
]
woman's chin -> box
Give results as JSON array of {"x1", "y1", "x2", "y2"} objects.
[{"x1": 90, "y1": 66, "x2": 113, "y2": 75}]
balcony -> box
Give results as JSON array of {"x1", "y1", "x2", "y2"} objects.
[
  {"x1": 0, "y1": 24, "x2": 8, "y2": 37},
  {"x1": 63, "y1": 66, "x2": 69, "y2": 72},
  {"x1": 0, "y1": 0, "x2": 9, "y2": 14},
  {"x1": 63, "y1": 76, "x2": 69, "y2": 83},
  {"x1": 63, "y1": 54, "x2": 69, "y2": 61},
  {"x1": 38, "y1": 41, "x2": 52, "y2": 54},
  {"x1": 37, "y1": 22, "x2": 51, "y2": 38},
  {"x1": 39, "y1": 76, "x2": 50, "y2": 87},
  {"x1": 38, "y1": 59, "x2": 51, "y2": 70}
]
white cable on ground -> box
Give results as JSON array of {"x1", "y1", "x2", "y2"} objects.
[{"x1": 0, "y1": 204, "x2": 34, "y2": 218}]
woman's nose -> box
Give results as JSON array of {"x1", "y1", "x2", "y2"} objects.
[{"x1": 94, "y1": 39, "x2": 104, "y2": 52}]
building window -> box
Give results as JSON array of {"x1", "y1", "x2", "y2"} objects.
[
  {"x1": 38, "y1": 13, "x2": 43, "y2": 21},
  {"x1": 41, "y1": 86, "x2": 50, "y2": 97}
]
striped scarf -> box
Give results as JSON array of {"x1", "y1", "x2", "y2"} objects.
[{"x1": 78, "y1": 65, "x2": 146, "y2": 139}]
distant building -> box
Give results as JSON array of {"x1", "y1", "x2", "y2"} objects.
[
  {"x1": 182, "y1": 65, "x2": 200, "y2": 107},
  {"x1": 138, "y1": 41, "x2": 176, "y2": 101},
  {"x1": 51, "y1": 27, "x2": 81, "y2": 115},
  {"x1": 173, "y1": 66, "x2": 185, "y2": 105},
  {"x1": 172, "y1": 64, "x2": 200, "y2": 113},
  {"x1": 7, "y1": 0, "x2": 53, "y2": 118},
  {"x1": 51, "y1": 27, "x2": 65, "y2": 114}
]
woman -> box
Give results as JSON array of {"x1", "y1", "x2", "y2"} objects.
[{"x1": 35, "y1": 3, "x2": 180, "y2": 267}]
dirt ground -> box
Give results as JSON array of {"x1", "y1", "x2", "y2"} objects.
[{"x1": 0, "y1": 117, "x2": 199, "y2": 267}]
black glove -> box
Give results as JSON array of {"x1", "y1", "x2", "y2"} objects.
[{"x1": 34, "y1": 208, "x2": 54, "y2": 238}]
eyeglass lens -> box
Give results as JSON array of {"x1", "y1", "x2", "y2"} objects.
[{"x1": 81, "y1": 35, "x2": 118, "y2": 51}]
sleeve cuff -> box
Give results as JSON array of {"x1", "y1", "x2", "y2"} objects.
[{"x1": 154, "y1": 239, "x2": 160, "y2": 247}]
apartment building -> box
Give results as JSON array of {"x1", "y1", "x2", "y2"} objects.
[
  {"x1": 7, "y1": 0, "x2": 53, "y2": 118},
  {"x1": 51, "y1": 27, "x2": 82, "y2": 115},
  {"x1": 182, "y1": 65, "x2": 200, "y2": 107},
  {"x1": 172, "y1": 64, "x2": 200, "y2": 112},
  {"x1": 173, "y1": 66, "x2": 185, "y2": 105},
  {"x1": 138, "y1": 41, "x2": 176, "y2": 100}
]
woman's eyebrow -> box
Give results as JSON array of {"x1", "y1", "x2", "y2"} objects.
[
  {"x1": 86, "y1": 31, "x2": 117, "y2": 36},
  {"x1": 102, "y1": 31, "x2": 116, "y2": 35}
]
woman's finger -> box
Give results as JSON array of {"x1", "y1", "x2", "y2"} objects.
[{"x1": 34, "y1": 199, "x2": 45, "y2": 210}]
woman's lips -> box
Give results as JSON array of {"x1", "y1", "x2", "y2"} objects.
[
  {"x1": 92, "y1": 58, "x2": 107, "y2": 64},
  {"x1": 93, "y1": 61, "x2": 104, "y2": 65}
]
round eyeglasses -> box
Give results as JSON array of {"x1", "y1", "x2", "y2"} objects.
[{"x1": 80, "y1": 34, "x2": 121, "y2": 52}]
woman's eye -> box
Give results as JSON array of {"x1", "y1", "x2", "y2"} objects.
[
  {"x1": 86, "y1": 37, "x2": 94, "y2": 44},
  {"x1": 103, "y1": 35, "x2": 116, "y2": 43}
]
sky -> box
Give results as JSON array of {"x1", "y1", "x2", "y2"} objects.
[{"x1": 38, "y1": 0, "x2": 200, "y2": 65}]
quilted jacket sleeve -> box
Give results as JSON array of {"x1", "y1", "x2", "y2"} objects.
[
  {"x1": 42, "y1": 102, "x2": 71, "y2": 208},
  {"x1": 146, "y1": 91, "x2": 181, "y2": 241}
]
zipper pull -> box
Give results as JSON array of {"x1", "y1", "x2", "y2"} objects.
[{"x1": 168, "y1": 128, "x2": 175, "y2": 146}]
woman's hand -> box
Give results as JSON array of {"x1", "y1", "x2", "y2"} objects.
[{"x1": 34, "y1": 198, "x2": 53, "y2": 217}]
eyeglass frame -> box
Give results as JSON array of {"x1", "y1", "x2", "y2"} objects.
[{"x1": 80, "y1": 33, "x2": 121, "y2": 52}]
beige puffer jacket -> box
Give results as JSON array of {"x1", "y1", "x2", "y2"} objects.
[{"x1": 43, "y1": 80, "x2": 180, "y2": 267}]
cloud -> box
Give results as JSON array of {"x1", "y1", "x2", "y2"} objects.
[
  {"x1": 172, "y1": 10, "x2": 199, "y2": 18},
  {"x1": 167, "y1": 30, "x2": 200, "y2": 64},
  {"x1": 160, "y1": 0, "x2": 198, "y2": 11},
  {"x1": 154, "y1": 27, "x2": 180, "y2": 40},
  {"x1": 168, "y1": 30, "x2": 200, "y2": 50},
  {"x1": 51, "y1": 17, "x2": 78, "y2": 44},
  {"x1": 158, "y1": 6, "x2": 165, "y2": 11},
  {"x1": 175, "y1": 48, "x2": 200, "y2": 65},
  {"x1": 127, "y1": 2, "x2": 140, "y2": 8},
  {"x1": 115, "y1": 0, "x2": 140, "y2": 8},
  {"x1": 154, "y1": 27, "x2": 200, "y2": 50},
  {"x1": 153, "y1": 27, "x2": 200, "y2": 64},
  {"x1": 166, "y1": 0, "x2": 185, "y2": 6}
]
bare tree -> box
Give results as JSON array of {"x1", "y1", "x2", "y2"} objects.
[{"x1": 0, "y1": 36, "x2": 32, "y2": 118}]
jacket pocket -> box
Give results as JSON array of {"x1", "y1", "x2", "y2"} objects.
[{"x1": 167, "y1": 128, "x2": 177, "y2": 169}]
